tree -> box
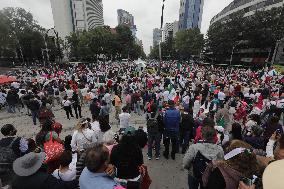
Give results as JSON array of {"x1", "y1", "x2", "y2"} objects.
[
  {"x1": 175, "y1": 28, "x2": 204, "y2": 60},
  {"x1": 205, "y1": 7, "x2": 284, "y2": 63},
  {"x1": 67, "y1": 25, "x2": 146, "y2": 62},
  {"x1": 0, "y1": 7, "x2": 57, "y2": 65}
]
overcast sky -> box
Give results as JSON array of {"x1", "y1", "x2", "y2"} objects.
[{"x1": 0, "y1": 0, "x2": 233, "y2": 54}]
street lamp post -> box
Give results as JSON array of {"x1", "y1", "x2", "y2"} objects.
[
  {"x1": 158, "y1": 0, "x2": 165, "y2": 75},
  {"x1": 42, "y1": 34, "x2": 50, "y2": 67},
  {"x1": 47, "y1": 28, "x2": 62, "y2": 64},
  {"x1": 228, "y1": 41, "x2": 242, "y2": 93}
]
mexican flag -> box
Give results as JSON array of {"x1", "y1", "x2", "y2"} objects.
[{"x1": 177, "y1": 62, "x2": 181, "y2": 70}]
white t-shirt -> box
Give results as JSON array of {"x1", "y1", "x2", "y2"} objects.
[
  {"x1": 119, "y1": 113, "x2": 131, "y2": 129},
  {"x1": 91, "y1": 121, "x2": 100, "y2": 132},
  {"x1": 52, "y1": 168, "x2": 76, "y2": 181},
  {"x1": 66, "y1": 89, "x2": 74, "y2": 98},
  {"x1": 182, "y1": 95, "x2": 190, "y2": 104},
  {"x1": 218, "y1": 91, "x2": 226, "y2": 101},
  {"x1": 71, "y1": 129, "x2": 96, "y2": 152},
  {"x1": 62, "y1": 100, "x2": 72, "y2": 107},
  {"x1": 163, "y1": 91, "x2": 170, "y2": 102},
  {"x1": 103, "y1": 93, "x2": 111, "y2": 104},
  {"x1": 80, "y1": 88, "x2": 88, "y2": 97}
]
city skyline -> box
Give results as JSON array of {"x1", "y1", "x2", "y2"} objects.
[{"x1": 0, "y1": 0, "x2": 235, "y2": 54}]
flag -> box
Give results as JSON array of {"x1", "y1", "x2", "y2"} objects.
[{"x1": 177, "y1": 62, "x2": 181, "y2": 70}]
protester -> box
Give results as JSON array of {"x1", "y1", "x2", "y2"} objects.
[
  {"x1": 119, "y1": 106, "x2": 131, "y2": 132},
  {"x1": 163, "y1": 100, "x2": 181, "y2": 160},
  {"x1": 110, "y1": 126, "x2": 144, "y2": 187},
  {"x1": 99, "y1": 101, "x2": 110, "y2": 124},
  {"x1": 183, "y1": 126, "x2": 224, "y2": 189},
  {"x1": 146, "y1": 103, "x2": 162, "y2": 160},
  {"x1": 262, "y1": 116, "x2": 283, "y2": 141},
  {"x1": 203, "y1": 140, "x2": 261, "y2": 189},
  {"x1": 114, "y1": 92, "x2": 122, "y2": 120},
  {"x1": 71, "y1": 119, "x2": 97, "y2": 153},
  {"x1": 52, "y1": 151, "x2": 76, "y2": 181},
  {"x1": 62, "y1": 96, "x2": 74, "y2": 120},
  {"x1": 38, "y1": 101, "x2": 54, "y2": 125},
  {"x1": 79, "y1": 143, "x2": 121, "y2": 189},
  {"x1": 0, "y1": 124, "x2": 29, "y2": 186},
  {"x1": 72, "y1": 91, "x2": 82, "y2": 119},
  {"x1": 89, "y1": 98, "x2": 100, "y2": 121},
  {"x1": 179, "y1": 105, "x2": 195, "y2": 154},
  {"x1": 12, "y1": 152, "x2": 78, "y2": 189},
  {"x1": 6, "y1": 88, "x2": 19, "y2": 113},
  {"x1": 27, "y1": 95, "x2": 41, "y2": 125},
  {"x1": 1, "y1": 60, "x2": 284, "y2": 189}
]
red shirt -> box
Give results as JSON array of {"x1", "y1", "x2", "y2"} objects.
[{"x1": 194, "y1": 126, "x2": 218, "y2": 144}]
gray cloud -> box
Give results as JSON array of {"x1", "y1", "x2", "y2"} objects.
[{"x1": 0, "y1": 0, "x2": 233, "y2": 54}]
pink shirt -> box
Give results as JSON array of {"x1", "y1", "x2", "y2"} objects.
[{"x1": 125, "y1": 95, "x2": 131, "y2": 104}]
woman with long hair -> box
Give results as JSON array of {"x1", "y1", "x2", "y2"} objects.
[
  {"x1": 230, "y1": 123, "x2": 243, "y2": 141},
  {"x1": 110, "y1": 126, "x2": 144, "y2": 187},
  {"x1": 203, "y1": 140, "x2": 261, "y2": 189}
]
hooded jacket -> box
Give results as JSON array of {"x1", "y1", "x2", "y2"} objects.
[{"x1": 183, "y1": 142, "x2": 224, "y2": 176}]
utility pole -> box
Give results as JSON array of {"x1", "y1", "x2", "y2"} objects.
[
  {"x1": 158, "y1": 0, "x2": 165, "y2": 75},
  {"x1": 42, "y1": 34, "x2": 50, "y2": 67}
]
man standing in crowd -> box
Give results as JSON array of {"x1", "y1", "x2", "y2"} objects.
[
  {"x1": 119, "y1": 106, "x2": 131, "y2": 132},
  {"x1": 0, "y1": 124, "x2": 28, "y2": 186},
  {"x1": 114, "y1": 92, "x2": 122, "y2": 120},
  {"x1": 79, "y1": 143, "x2": 120, "y2": 189},
  {"x1": 147, "y1": 103, "x2": 163, "y2": 160},
  {"x1": 179, "y1": 106, "x2": 194, "y2": 154},
  {"x1": 163, "y1": 100, "x2": 180, "y2": 160},
  {"x1": 183, "y1": 125, "x2": 224, "y2": 189},
  {"x1": 6, "y1": 88, "x2": 19, "y2": 113},
  {"x1": 27, "y1": 95, "x2": 41, "y2": 125}
]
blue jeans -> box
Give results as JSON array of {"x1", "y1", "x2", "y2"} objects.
[
  {"x1": 134, "y1": 102, "x2": 141, "y2": 115},
  {"x1": 148, "y1": 133, "x2": 161, "y2": 158},
  {"x1": 31, "y1": 111, "x2": 39, "y2": 125},
  {"x1": 8, "y1": 104, "x2": 16, "y2": 113},
  {"x1": 180, "y1": 131, "x2": 190, "y2": 153},
  {"x1": 163, "y1": 130, "x2": 179, "y2": 156}
]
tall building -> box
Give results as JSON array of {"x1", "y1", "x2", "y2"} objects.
[
  {"x1": 50, "y1": 0, "x2": 73, "y2": 39},
  {"x1": 179, "y1": 0, "x2": 204, "y2": 30},
  {"x1": 50, "y1": 0, "x2": 104, "y2": 39},
  {"x1": 173, "y1": 21, "x2": 179, "y2": 37},
  {"x1": 117, "y1": 9, "x2": 137, "y2": 37},
  {"x1": 162, "y1": 21, "x2": 179, "y2": 42},
  {"x1": 211, "y1": 0, "x2": 284, "y2": 24},
  {"x1": 153, "y1": 28, "x2": 162, "y2": 47},
  {"x1": 209, "y1": 0, "x2": 284, "y2": 65}
]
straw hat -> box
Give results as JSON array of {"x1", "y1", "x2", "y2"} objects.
[
  {"x1": 263, "y1": 160, "x2": 284, "y2": 189},
  {"x1": 13, "y1": 152, "x2": 45, "y2": 177}
]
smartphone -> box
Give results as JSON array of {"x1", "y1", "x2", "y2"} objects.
[{"x1": 240, "y1": 177, "x2": 253, "y2": 186}]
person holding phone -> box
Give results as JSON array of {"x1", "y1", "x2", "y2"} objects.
[
  {"x1": 203, "y1": 140, "x2": 260, "y2": 189},
  {"x1": 238, "y1": 181, "x2": 255, "y2": 189}
]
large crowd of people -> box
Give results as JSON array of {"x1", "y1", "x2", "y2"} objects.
[{"x1": 0, "y1": 60, "x2": 284, "y2": 189}]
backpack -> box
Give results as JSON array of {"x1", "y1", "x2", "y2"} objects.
[
  {"x1": 147, "y1": 113, "x2": 159, "y2": 134},
  {"x1": 54, "y1": 90, "x2": 59, "y2": 96},
  {"x1": 192, "y1": 151, "x2": 211, "y2": 182},
  {"x1": 39, "y1": 109, "x2": 54, "y2": 121},
  {"x1": 0, "y1": 137, "x2": 18, "y2": 175}
]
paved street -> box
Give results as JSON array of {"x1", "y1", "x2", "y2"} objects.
[{"x1": 0, "y1": 104, "x2": 188, "y2": 189}]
